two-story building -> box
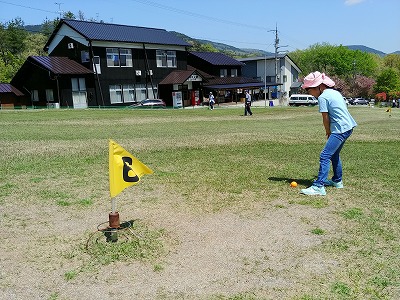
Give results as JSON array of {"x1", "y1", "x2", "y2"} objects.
[
  {"x1": 12, "y1": 19, "x2": 193, "y2": 108},
  {"x1": 239, "y1": 54, "x2": 302, "y2": 104},
  {"x1": 187, "y1": 51, "x2": 265, "y2": 103}
]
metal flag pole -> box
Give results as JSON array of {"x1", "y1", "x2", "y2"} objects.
[{"x1": 111, "y1": 198, "x2": 116, "y2": 214}]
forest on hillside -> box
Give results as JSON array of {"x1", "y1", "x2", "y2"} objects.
[{"x1": 1, "y1": 15, "x2": 400, "y2": 99}]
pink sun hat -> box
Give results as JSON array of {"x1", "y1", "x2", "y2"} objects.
[{"x1": 302, "y1": 71, "x2": 335, "y2": 89}]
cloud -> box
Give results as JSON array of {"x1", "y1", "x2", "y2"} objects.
[{"x1": 344, "y1": 0, "x2": 365, "y2": 5}]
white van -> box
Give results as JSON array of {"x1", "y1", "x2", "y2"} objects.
[{"x1": 289, "y1": 94, "x2": 318, "y2": 106}]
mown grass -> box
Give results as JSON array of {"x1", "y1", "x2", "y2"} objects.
[{"x1": 1, "y1": 106, "x2": 400, "y2": 299}]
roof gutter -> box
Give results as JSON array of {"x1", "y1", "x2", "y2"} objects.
[{"x1": 88, "y1": 39, "x2": 104, "y2": 106}]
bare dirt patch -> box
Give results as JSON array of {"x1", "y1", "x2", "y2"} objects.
[{"x1": 1, "y1": 182, "x2": 340, "y2": 300}]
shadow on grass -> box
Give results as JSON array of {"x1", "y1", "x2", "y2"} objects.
[{"x1": 268, "y1": 177, "x2": 314, "y2": 186}]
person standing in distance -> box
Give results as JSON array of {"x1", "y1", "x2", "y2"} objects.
[
  {"x1": 300, "y1": 71, "x2": 357, "y2": 196},
  {"x1": 209, "y1": 92, "x2": 215, "y2": 110},
  {"x1": 244, "y1": 90, "x2": 253, "y2": 116}
]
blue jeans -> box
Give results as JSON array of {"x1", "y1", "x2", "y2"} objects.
[{"x1": 314, "y1": 129, "x2": 353, "y2": 187}]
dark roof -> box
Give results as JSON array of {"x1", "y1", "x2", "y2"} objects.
[
  {"x1": 206, "y1": 82, "x2": 268, "y2": 89},
  {"x1": 45, "y1": 19, "x2": 190, "y2": 49},
  {"x1": 238, "y1": 54, "x2": 302, "y2": 72},
  {"x1": 187, "y1": 65, "x2": 214, "y2": 79},
  {"x1": 238, "y1": 53, "x2": 288, "y2": 62},
  {"x1": 189, "y1": 52, "x2": 245, "y2": 66},
  {"x1": 30, "y1": 56, "x2": 93, "y2": 75},
  {"x1": 291, "y1": 81, "x2": 302, "y2": 88},
  {"x1": 159, "y1": 70, "x2": 206, "y2": 85},
  {"x1": 205, "y1": 82, "x2": 281, "y2": 89},
  {"x1": 205, "y1": 76, "x2": 261, "y2": 86},
  {"x1": 0, "y1": 83, "x2": 24, "y2": 96},
  {"x1": 204, "y1": 76, "x2": 279, "y2": 90}
]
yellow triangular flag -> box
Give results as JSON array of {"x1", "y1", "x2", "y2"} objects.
[{"x1": 109, "y1": 139, "x2": 153, "y2": 198}]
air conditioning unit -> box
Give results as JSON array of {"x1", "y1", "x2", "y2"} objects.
[
  {"x1": 135, "y1": 70, "x2": 142, "y2": 76},
  {"x1": 67, "y1": 43, "x2": 74, "y2": 49}
]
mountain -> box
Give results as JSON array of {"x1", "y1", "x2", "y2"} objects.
[
  {"x1": 171, "y1": 31, "x2": 274, "y2": 57},
  {"x1": 173, "y1": 32, "x2": 398, "y2": 57},
  {"x1": 345, "y1": 45, "x2": 386, "y2": 56},
  {"x1": 24, "y1": 25, "x2": 43, "y2": 33}
]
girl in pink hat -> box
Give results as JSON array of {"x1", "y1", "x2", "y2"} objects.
[{"x1": 300, "y1": 71, "x2": 357, "y2": 196}]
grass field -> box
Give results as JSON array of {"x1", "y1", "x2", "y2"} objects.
[{"x1": 1, "y1": 105, "x2": 399, "y2": 299}]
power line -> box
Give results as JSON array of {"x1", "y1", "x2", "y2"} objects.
[
  {"x1": 0, "y1": 0, "x2": 280, "y2": 52},
  {"x1": 0, "y1": 0, "x2": 58, "y2": 15},
  {"x1": 127, "y1": 0, "x2": 274, "y2": 32}
]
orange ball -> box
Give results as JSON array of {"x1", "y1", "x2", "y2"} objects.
[{"x1": 290, "y1": 181, "x2": 298, "y2": 188}]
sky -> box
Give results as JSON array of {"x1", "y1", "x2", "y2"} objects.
[{"x1": 1, "y1": 0, "x2": 399, "y2": 54}]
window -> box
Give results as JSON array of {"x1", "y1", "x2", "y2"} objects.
[
  {"x1": 135, "y1": 84, "x2": 147, "y2": 101},
  {"x1": 46, "y1": 89, "x2": 54, "y2": 102},
  {"x1": 109, "y1": 85, "x2": 123, "y2": 104},
  {"x1": 72, "y1": 78, "x2": 86, "y2": 92},
  {"x1": 107, "y1": 48, "x2": 119, "y2": 67},
  {"x1": 147, "y1": 86, "x2": 157, "y2": 99},
  {"x1": 266, "y1": 76, "x2": 275, "y2": 83},
  {"x1": 106, "y1": 48, "x2": 132, "y2": 67},
  {"x1": 110, "y1": 84, "x2": 138, "y2": 103},
  {"x1": 119, "y1": 49, "x2": 132, "y2": 67},
  {"x1": 231, "y1": 69, "x2": 238, "y2": 77},
  {"x1": 122, "y1": 85, "x2": 135, "y2": 103},
  {"x1": 31, "y1": 90, "x2": 39, "y2": 102},
  {"x1": 71, "y1": 78, "x2": 87, "y2": 108},
  {"x1": 220, "y1": 69, "x2": 227, "y2": 77},
  {"x1": 156, "y1": 50, "x2": 176, "y2": 67},
  {"x1": 81, "y1": 51, "x2": 90, "y2": 63},
  {"x1": 93, "y1": 56, "x2": 101, "y2": 74}
]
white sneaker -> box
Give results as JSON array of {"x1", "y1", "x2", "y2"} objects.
[
  {"x1": 300, "y1": 185, "x2": 326, "y2": 196},
  {"x1": 324, "y1": 179, "x2": 344, "y2": 188}
]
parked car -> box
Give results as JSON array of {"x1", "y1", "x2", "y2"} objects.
[
  {"x1": 129, "y1": 99, "x2": 166, "y2": 108},
  {"x1": 352, "y1": 98, "x2": 369, "y2": 105},
  {"x1": 344, "y1": 97, "x2": 352, "y2": 105},
  {"x1": 289, "y1": 94, "x2": 318, "y2": 106}
]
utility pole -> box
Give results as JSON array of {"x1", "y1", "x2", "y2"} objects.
[
  {"x1": 264, "y1": 53, "x2": 267, "y2": 108},
  {"x1": 352, "y1": 60, "x2": 356, "y2": 96},
  {"x1": 55, "y1": 2, "x2": 63, "y2": 19},
  {"x1": 269, "y1": 24, "x2": 288, "y2": 100}
]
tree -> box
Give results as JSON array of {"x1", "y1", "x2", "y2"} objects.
[
  {"x1": 0, "y1": 56, "x2": 19, "y2": 82},
  {"x1": 0, "y1": 18, "x2": 28, "y2": 58},
  {"x1": 289, "y1": 43, "x2": 379, "y2": 78},
  {"x1": 328, "y1": 75, "x2": 348, "y2": 94},
  {"x1": 22, "y1": 33, "x2": 48, "y2": 57},
  {"x1": 78, "y1": 11, "x2": 85, "y2": 21},
  {"x1": 0, "y1": 18, "x2": 29, "y2": 82},
  {"x1": 188, "y1": 41, "x2": 218, "y2": 52},
  {"x1": 63, "y1": 11, "x2": 76, "y2": 20},
  {"x1": 374, "y1": 68, "x2": 400, "y2": 95},
  {"x1": 375, "y1": 92, "x2": 387, "y2": 101},
  {"x1": 383, "y1": 54, "x2": 400, "y2": 74},
  {"x1": 289, "y1": 43, "x2": 381, "y2": 97},
  {"x1": 0, "y1": 17, "x2": 52, "y2": 82},
  {"x1": 353, "y1": 75, "x2": 376, "y2": 98},
  {"x1": 41, "y1": 18, "x2": 59, "y2": 38}
]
